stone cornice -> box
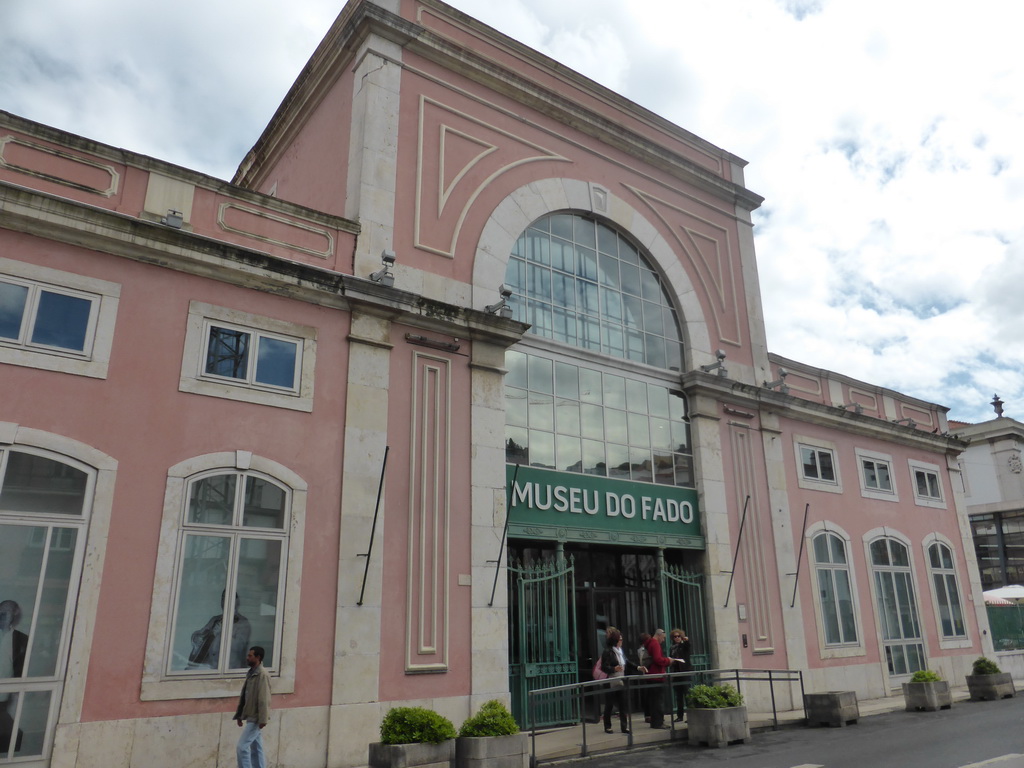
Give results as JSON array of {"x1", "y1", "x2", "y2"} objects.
[
  {"x1": 0, "y1": 181, "x2": 528, "y2": 348},
  {"x1": 680, "y1": 370, "x2": 968, "y2": 455}
]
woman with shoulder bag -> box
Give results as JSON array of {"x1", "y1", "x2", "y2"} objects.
[{"x1": 600, "y1": 630, "x2": 637, "y2": 734}]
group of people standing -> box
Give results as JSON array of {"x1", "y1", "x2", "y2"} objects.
[{"x1": 597, "y1": 626, "x2": 691, "y2": 734}]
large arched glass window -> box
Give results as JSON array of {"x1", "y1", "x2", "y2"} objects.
[
  {"x1": 812, "y1": 532, "x2": 857, "y2": 645},
  {"x1": 927, "y1": 541, "x2": 966, "y2": 639},
  {"x1": 505, "y1": 212, "x2": 683, "y2": 370}
]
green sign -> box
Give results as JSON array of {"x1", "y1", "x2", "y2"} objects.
[{"x1": 506, "y1": 465, "x2": 704, "y2": 549}]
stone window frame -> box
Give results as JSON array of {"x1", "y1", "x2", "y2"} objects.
[
  {"x1": 0, "y1": 257, "x2": 119, "y2": 379},
  {"x1": 179, "y1": 301, "x2": 316, "y2": 412},
  {"x1": 141, "y1": 451, "x2": 306, "y2": 701}
]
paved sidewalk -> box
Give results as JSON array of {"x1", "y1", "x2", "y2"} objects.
[{"x1": 528, "y1": 681, "x2": 1000, "y2": 764}]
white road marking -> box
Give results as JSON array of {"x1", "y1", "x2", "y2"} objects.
[{"x1": 961, "y1": 756, "x2": 1024, "y2": 768}]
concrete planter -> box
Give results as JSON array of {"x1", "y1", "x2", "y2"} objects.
[
  {"x1": 687, "y1": 706, "x2": 750, "y2": 748},
  {"x1": 455, "y1": 733, "x2": 528, "y2": 768},
  {"x1": 902, "y1": 681, "x2": 952, "y2": 712},
  {"x1": 369, "y1": 740, "x2": 455, "y2": 768},
  {"x1": 804, "y1": 690, "x2": 859, "y2": 727},
  {"x1": 966, "y1": 672, "x2": 1016, "y2": 701}
]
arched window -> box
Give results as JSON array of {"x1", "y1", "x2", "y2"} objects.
[
  {"x1": 167, "y1": 469, "x2": 289, "y2": 674},
  {"x1": 812, "y1": 532, "x2": 857, "y2": 645},
  {"x1": 505, "y1": 212, "x2": 682, "y2": 369},
  {"x1": 927, "y1": 541, "x2": 966, "y2": 639},
  {"x1": 870, "y1": 537, "x2": 925, "y2": 677},
  {"x1": 503, "y1": 213, "x2": 692, "y2": 487},
  {"x1": 0, "y1": 447, "x2": 93, "y2": 762}
]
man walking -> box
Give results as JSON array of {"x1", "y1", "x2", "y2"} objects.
[{"x1": 234, "y1": 646, "x2": 271, "y2": 768}]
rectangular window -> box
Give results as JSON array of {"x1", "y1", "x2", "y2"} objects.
[
  {"x1": 203, "y1": 323, "x2": 300, "y2": 391},
  {"x1": 915, "y1": 470, "x2": 941, "y2": 499},
  {"x1": 856, "y1": 449, "x2": 899, "y2": 501},
  {"x1": 0, "y1": 277, "x2": 98, "y2": 355},
  {"x1": 179, "y1": 301, "x2": 316, "y2": 412},
  {"x1": 909, "y1": 460, "x2": 946, "y2": 508},
  {"x1": 862, "y1": 458, "x2": 892, "y2": 491},
  {"x1": 800, "y1": 445, "x2": 836, "y2": 483}
]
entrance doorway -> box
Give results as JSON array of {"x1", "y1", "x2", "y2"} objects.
[{"x1": 507, "y1": 542, "x2": 704, "y2": 726}]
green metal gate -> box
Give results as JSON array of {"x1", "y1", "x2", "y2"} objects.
[
  {"x1": 508, "y1": 554, "x2": 578, "y2": 728},
  {"x1": 659, "y1": 560, "x2": 710, "y2": 671}
]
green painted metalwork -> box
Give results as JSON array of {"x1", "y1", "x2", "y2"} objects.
[
  {"x1": 659, "y1": 558, "x2": 709, "y2": 672},
  {"x1": 508, "y1": 553, "x2": 578, "y2": 728}
]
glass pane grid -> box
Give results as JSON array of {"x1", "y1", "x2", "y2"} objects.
[
  {"x1": 505, "y1": 351, "x2": 692, "y2": 487},
  {"x1": 506, "y1": 213, "x2": 683, "y2": 367}
]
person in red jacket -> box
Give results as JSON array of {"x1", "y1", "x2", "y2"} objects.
[{"x1": 641, "y1": 628, "x2": 670, "y2": 728}]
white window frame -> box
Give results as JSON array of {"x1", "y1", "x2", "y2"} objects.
[
  {"x1": 855, "y1": 448, "x2": 899, "y2": 502},
  {"x1": 807, "y1": 524, "x2": 864, "y2": 659},
  {"x1": 141, "y1": 451, "x2": 306, "y2": 701},
  {"x1": 794, "y1": 436, "x2": 842, "y2": 493},
  {"x1": 0, "y1": 258, "x2": 119, "y2": 379},
  {"x1": 908, "y1": 459, "x2": 946, "y2": 509},
  {"x1": 179, "y1": 301, "x2": 316, "y2": 412},
  {"x1": 924, "y1": 537, "x2": 970, "y2": 648}
]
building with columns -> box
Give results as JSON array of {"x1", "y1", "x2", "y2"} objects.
[{"x1": 0, "y1": 1, "x2": 991, "y2": 767}]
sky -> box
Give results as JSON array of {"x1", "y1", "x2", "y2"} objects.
[{"x1": 2, "y1": 0, "x2": 1022, "y2": 425}]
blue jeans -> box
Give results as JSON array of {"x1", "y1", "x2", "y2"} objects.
[{"x1": 237, "y1": 719, "x2": 265, "y2": 768}]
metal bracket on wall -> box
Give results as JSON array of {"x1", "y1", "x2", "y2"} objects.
[
  {"x1": 723, "y1": 495, "x2": 751, "y2": 608},
  {"x1": 356, "y1": 445, "x2": 389, "y2": 606}
]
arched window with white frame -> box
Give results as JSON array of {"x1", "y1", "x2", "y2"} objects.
[
  {"x1": 812, "y1": 531, "x2": 858, "y2": 645},
  {"x1": 927, "y1": 540, "x2": 966, "y2": 640},
  {"x1": 0, "y1": 446, "x2": 95, "y2": 764},
  {"x1": 142, "y1": 452, "x2": 305, "y2": 701}
]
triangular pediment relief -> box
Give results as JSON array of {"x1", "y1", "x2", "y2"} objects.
[
  {"x1": 416, "y1": 96, "x2": 569, "y2": 258},
  {"x1": 624, "y1": 184, "x2": 742, "y2": 346}
]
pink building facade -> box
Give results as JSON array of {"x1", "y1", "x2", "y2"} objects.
[{"x1": 0, "y1": 1, "x2": 989, "y2": 767}]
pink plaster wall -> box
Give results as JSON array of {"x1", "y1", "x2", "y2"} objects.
[
  {"x1": 779, "y1": 417, "x2": 982, "y2": 671},
  {"x1": 2, "y1": 231, "x2": 348, "y2": 721},
  {"x1": 376, "y1": 325, "x2": 473, "y2": 701},
  {"x1": 248, "y1": 71, "x2": 356, "y2": 220}
]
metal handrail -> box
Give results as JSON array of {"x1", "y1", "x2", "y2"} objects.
[{"x1": 525, "y1": 667, "x2": 806, "y2": 766}]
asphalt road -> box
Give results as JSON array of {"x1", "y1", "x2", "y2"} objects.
[{"x1": 578, "y1": 695, "x2": 1024, "y2": 768}]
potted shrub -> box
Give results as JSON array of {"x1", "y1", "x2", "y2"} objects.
[
  {"x1": 902, "y1": 670, "x2": 952, "y2": 712},
  {"x1": 369, "y1": 706, "x2": 457, "y2": 768},
  {"x1": 686, "y1": 683, "x2": 749, "y2": 748},
  {"x1": 966, "y1": 656, "x2": 1016, "y2": 701},
  {"x1": 456, "y1": 699, "x2": 527, "y2": 768}
]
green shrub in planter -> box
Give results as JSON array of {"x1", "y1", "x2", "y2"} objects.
[
  {"x1": 972, "y1": 656, "x2": 1001, "y2": 676},
  {"x1": 909, "y1": 670, "x2": 941, "y2": 683},
  {"x1": 380, "y1": 706, "x2": 457, "y2": 745},
  {"x1": 458, "y1": 700, "x2": 519, "y2": 737},
  {"x1": 687, "y1": 683, "x2": 744, "y2": 709}
]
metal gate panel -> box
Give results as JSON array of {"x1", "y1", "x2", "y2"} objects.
[
  {"x1": 508, "y1": 556, "x2": 578, "y2": 728},
  {"x1": 659, "y1": 562, "x2": 709, "y2": 671}
]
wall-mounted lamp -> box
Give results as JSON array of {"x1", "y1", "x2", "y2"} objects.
[
  {"x1": 161, "y1": 209, "x2": 183, "y2": 229},
  {"x1": 841, "y1": 402, "x2": 864, "y2": 415},
  {"x1": 369, "y1": 250, "x2": 396, "y2": 287},
  {"x1": 763, "y1": 368, "x2": 789, "y2": 394},
  {"x1": 699, "y1": 349, "x2": 728, "y2": 377},
  {"x1": 485, "y1": 284, "x2": 514, "y2": 318},
  {"x1": 892, "y1": 417, "x2": 917, "y2": 428}
]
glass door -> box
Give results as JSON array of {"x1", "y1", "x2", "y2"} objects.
[
  {"x1": 870, "y1": 538, "x2": 925, "y2": 684},
  {"x1": 0, "y1": 450, "x2": 90, "y2": 766}
]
